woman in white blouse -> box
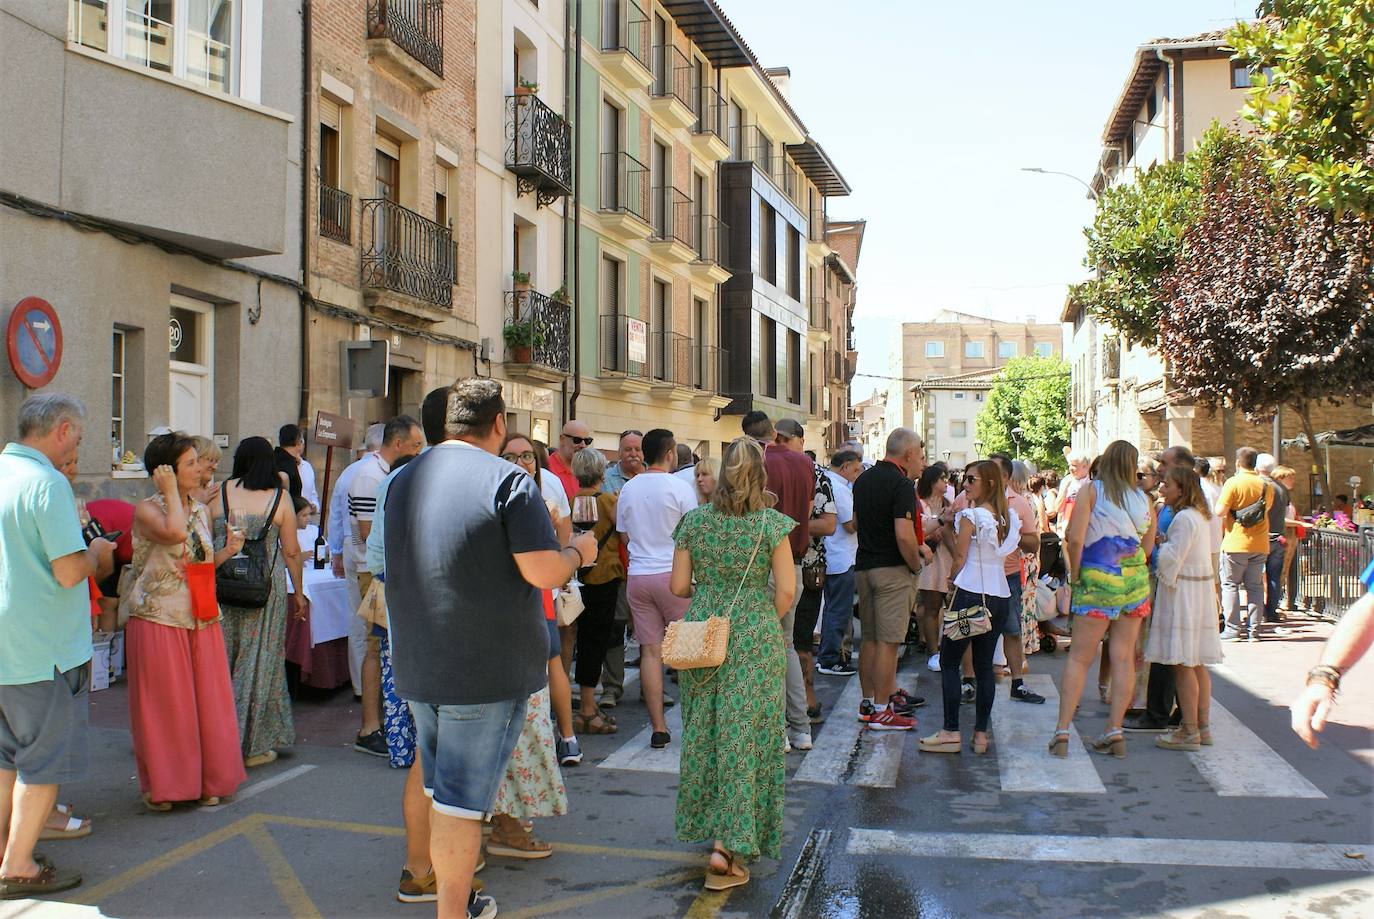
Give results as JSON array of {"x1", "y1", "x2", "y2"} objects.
[
  {"x1": 1144, "y1": 466, "x2": 1223, "y2": 751},
  {"x1": 919, "y1": 461, "x2": 1022, "y2": 755}
]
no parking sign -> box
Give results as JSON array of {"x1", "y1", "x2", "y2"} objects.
[{"x1": 6, "y1": 297, "x2": 63, "y2": 388}]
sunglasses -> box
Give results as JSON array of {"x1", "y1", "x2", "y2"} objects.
[
  {"x1": 620, "y1": 429, "x2": 643, "y2": 439},
  {"x1": 564, "y1": 435, "x2": 593, "y2": 446},
  {"x1": 502, "y1": 450, "x2": 536, "y2": 464}
]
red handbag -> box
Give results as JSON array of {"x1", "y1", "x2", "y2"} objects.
[{"x1": 185, "y1": 562, "x2": 220, "y2": 622}]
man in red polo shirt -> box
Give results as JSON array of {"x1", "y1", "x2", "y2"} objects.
[
  {"x1": 547, "y1": 420, "x2": 592, "y2": 500},
  {"x1": 742, "y1": 411, "x2": 814, "y2": 751}
]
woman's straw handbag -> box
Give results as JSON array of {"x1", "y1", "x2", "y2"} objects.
[{"x1": 662, "y1": 519, "x2": 767, "y2": 671}]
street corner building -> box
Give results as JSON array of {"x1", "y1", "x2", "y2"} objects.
[{"x1": 1, "y1": 0, "x2": 305, "y2": 499}]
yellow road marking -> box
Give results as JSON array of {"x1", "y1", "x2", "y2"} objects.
[
  {"x1": 501, "y1": 867, "x2": 703, "y2": 919},
  {"x1": 243, "y1": 822, "x2": 324, "y2": 919},
  {"x1": 71, "y1": 814, "x2": 261, "y2": 905},
  {"x1": 263, "y1": 813, "x2": 405, "y2": 837},
  {"x1": 684, "y1": 888, "x2": 733, "y2": 918}
]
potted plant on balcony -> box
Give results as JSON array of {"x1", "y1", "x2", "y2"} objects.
[
  {"x1": 512, "y1": 270, "x2": 531, "y2": 293},
  {"x1": 503, "y1": 320, "x2": 543, "y2": 364},
  {"x1": 515, "y1": 78, "x2": 538, "y2": 101},
  {"x1": 551, "y1": 284, "x2": 570, "y2": 305}
]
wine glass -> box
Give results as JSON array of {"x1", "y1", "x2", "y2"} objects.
[
  {"x1": 571, "y1": 495, "x2": 599, "y2": 534},
  {"x1": 228, "y1": 508, "x2": 249, "y2": 559}
]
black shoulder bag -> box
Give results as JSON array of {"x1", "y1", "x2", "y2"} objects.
[{"x1": 216, "y1": 482, "x2": 284, "y2": 609}]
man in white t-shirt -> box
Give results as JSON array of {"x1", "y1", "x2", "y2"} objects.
[
  {"x1": 1055, "y1": 450, "x2": 1091, "y2": 535},
  {"x1": 817, "y1": 449, "x2": 863, "y2": 674},
  {"x1": 616, "y1": 428, "x2": 697, "y2": 750}
]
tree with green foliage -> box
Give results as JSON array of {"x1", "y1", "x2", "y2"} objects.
[
  {"x1": 1231, "y1": 2, "x2": 1374, "y2": 217},
  {"x1": 974, "y1": 356, "x2": 1072, "y2": 471},
  {"x1": 1070, "y1": 128, "x2": 1248, "y2": 347},
  {"x1": 1158, "y1": 131, "x2": 1374, "y2": 499}
]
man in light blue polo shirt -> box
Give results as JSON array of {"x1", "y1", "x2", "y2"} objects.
[{"x1": 0, "y1": 394, "x2": 114, "y2": 899}]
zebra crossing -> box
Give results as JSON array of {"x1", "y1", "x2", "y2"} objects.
[{"x1": 596, "y1": 670, "x2": 1330, "y2": 801}]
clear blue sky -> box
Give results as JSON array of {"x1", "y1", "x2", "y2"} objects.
[{"x1": 719, "y1": 0, "x2": 1252, "y2": 400}]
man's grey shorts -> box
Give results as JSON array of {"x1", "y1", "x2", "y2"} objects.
[{"x1": 0, "y1": 664, "x2": 91, "y2": 785}]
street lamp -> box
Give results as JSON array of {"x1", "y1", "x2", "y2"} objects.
[
  {"x1": 1011, "y1": 427, "x2": 1024, "y2": 459},
  {"x1": 973, "y1": 440, "x2": 984, "y2": 457},
  {"x1": 1021, "y1": 167, "x2": 1098, "y2": 201}
]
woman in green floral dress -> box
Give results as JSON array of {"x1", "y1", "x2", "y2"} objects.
[{"x1": 670, "y1": 437, "x2": 798, "y2": 891}]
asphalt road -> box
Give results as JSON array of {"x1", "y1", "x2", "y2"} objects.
[{"x1": 5, "y1": 616, "x2": 1372, "y2": 919}]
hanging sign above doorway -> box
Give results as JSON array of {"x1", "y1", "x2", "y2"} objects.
[{"x1": 6, "y1": 297, "x2": 63, "y2": 389}]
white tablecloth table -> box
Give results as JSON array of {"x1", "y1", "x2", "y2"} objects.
[{"x1": 290, "y1": 525, "x2": 356, "y2": 647}]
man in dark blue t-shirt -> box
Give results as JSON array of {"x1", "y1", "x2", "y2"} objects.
[{"x1": 384, "y1": 379, "x2": 596, "y2": 918}]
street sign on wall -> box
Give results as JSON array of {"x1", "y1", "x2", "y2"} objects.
[{"x1": 6, "y1": 297, "x2": 63, "y2": 389}]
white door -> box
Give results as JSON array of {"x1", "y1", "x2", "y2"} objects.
[{"x1": 168, "y1": 295, "x2": 214, "y2": 436}]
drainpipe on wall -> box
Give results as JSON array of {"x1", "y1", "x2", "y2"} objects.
[
  {"x1": 298, "y1": 0, "x2": 313, "y2": 426},
  {"x1": 568, "y1": 0, "x2": 584, "y2": 418}
]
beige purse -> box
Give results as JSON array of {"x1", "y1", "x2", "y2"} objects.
[
  {"x1": 555, "y1": 583, "x2": 585, "y2": 626},
  {"x1": 662, "y1": 519, "x2": 766, "y2": 671}
]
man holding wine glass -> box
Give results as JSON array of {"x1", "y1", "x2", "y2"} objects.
[{"x1": 548, "y1": 421, "x2": 592, "y2": 500}]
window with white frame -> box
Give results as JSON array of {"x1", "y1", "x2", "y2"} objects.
[
  {"x1": 953, "y1": 392, "x2": 965, "y2": 400},
  {"x1": 925, "y1": 340, "x2": 944, "y2": 358},
  {"x1": 111, "y1": 328, "x2": 126, "y2": 466},
  {"x1": 70, "y1": 1, "x2": 254, "y2": 98},
  {"x1": 998, "y1": 341, "x2": 1017, "y2": 359},
  {"x1": 951, "y1": 420, "x2": 967, "y2": 438},
  {"x1": 965, "y1": 340, "x2": 985, "y2": 359},
  {"x1": 1035, "y1": 342, "x2": 1053, "y2": 358}
]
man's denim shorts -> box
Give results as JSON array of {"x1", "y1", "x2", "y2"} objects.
[
  {"x1": 409, "y1": 697, "x2": 527, "y2": 819},
  {"x1": 1002, "y1": 573, "x2": 1023, "y2": 636}
]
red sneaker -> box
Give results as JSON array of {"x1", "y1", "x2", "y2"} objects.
[{"x1": 866, "y1": 706, "x2": 916, "y2": 731}]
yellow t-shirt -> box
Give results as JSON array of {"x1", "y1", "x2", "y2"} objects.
[{"x1": 1217, "y1": 469, "x2": 1273, "y2": 554}]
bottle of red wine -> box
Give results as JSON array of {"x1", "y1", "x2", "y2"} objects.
[{"x1": 313, "y1": 532, "x2": 329, "y2": 570}]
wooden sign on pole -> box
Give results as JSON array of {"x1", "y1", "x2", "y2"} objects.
[{"x1": 313, "y1": 411, "x2": 357, "y2": 547}]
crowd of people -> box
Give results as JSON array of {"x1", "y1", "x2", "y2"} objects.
[{"x1": 0, "y1": 385, "x2": 1365, "y2": 917}]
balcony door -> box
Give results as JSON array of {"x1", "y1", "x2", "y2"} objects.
[
  {"x1": 652, "y1": 140, "x2": 669, "y2": 237},
  {"x1": 652, "y1": 13, "x2": 668, "y2": 94},
  {"x1": 692, "y1": 171, "x2": 706, "y2": 254},
  {"x1": 374, "y1": 137, "x2": 401, "y2": 274},
  {"x1": 601, "y1": 100, "x2": 622, "y2": 209},
  {"x1": 652, "y1": 278, "x2": 669, "y2": 381}
]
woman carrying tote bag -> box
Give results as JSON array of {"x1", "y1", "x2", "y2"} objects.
[
  {"x1": 919, "y1": 460, "x2": 1022, "y2": 756},
  {"x1": 668, "y1": 437, "x2": 796, "y2": 892}
]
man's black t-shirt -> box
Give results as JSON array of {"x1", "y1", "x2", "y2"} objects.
[{"x1": 854, "y1": 460, "x2": 919, "y2": 571}]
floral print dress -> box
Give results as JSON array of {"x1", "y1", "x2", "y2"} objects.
[{"x1": 671, "y1": 505, "x2": 795, "y2": 859}]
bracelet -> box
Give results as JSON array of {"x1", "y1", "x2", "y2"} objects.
[
  {"x1": 562, "y1": 545, "x2": 584, "y2": 567},
  {"x1": 1306, "y1": 665, "x2": 1342, "y2": 692}
]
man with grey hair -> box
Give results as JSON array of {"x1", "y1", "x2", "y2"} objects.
[
  {"x1": 1053, "y1": 449, "x2": 1092, "y2": 536},
  {"x1": 1, "y1": 394, "x2": 115, "y2": 897},
  {"x1": 852, "y1": 427, "x2": 932, "y2": 730},
  {"x1": 328, "y1": 422, "x2": 387, "y2": 699}
]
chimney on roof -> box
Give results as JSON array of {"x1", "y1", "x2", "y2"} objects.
[{"x1": 764, "y1": 66, "x2": 791, "y2": 99}]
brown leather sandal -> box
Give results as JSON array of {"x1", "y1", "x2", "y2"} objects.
[
  {"x1": 574, "y1": 710, "x2": 619, "y2": 735},
  {"x1": 487, "y1": 824, "x2": 553, "y2": 860},
  {"x1": 704, "y1": 847, "x2": 750, "y2": 891},
  {"x1": 1, "y1": 861, "x2": 82, "y2": 900}
]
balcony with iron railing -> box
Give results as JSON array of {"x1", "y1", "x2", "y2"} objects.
[
  {"x1": 810, "y1": 384, "x2": 825, "y2": 420},
  {"x1": 649, "y1": 187, "x2": 695, "y2": 263},
  {"x1": 688, "y1": 214, "x2": 731, "y2": 284},
  {"x1": 691, "y1": 344, "x2": 732, "y2": 408},
  {"x1": 829, "y1": 349, "x2": 845, "y2": 384},
  {"x1": 807, "y1": 207, "x2": 826, "y2": 245},
  {"x1": 505, "y1": 94, "x2": 572, "y2": 207},
  {"x1": 598, "y1": 150, "x2": 652, "y2": 241},
  {"x1": 365, "y1": 0, "x2": 444, "y2": 91},
  {"x1": 690, "y1": 85, "x2": 729, "y2": 160},
  {"x1": 361, "y1": 198, "x2": 455, "y2": 318},
  {"x1": 808, "y1": 295, "x2": 830, "y2": 333},
  {"x1": 503, "y1": 290, "x2": 571, "y2": 383},
  {"x1": 599, "y1": 313, "x2": 652, "y2": 390},
  {"x1": 727, "y1": 125, "x2": 804, "y2": 205},
  {"x1": 599, "y1": 0, "x2": 651, "y2": 89},
  {"x1": 651, "y1": 331, "x2": 694, "y2": 399},
  {"x1": 650, "y1": 44, "x2": 694, "y2": 129},
  {"x1": 319, "y1": 181, "x2": 352, "y2": 244}
]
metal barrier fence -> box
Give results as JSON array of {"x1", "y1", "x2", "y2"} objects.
[{"x1": 1295, "y1": 527, "x2": 1373, "y2": 621}]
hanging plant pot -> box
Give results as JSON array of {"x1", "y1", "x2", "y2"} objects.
[{"x1": 511, "y1": 345, "x2": 533, "y2": 364}]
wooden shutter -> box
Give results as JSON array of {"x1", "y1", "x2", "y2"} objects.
[
  {"x1": 320, "y1": 97, "x2": 341, "y2": 131},
  {"x1": 376, "y1": 133, "x2": 401, "y2": 160}
]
